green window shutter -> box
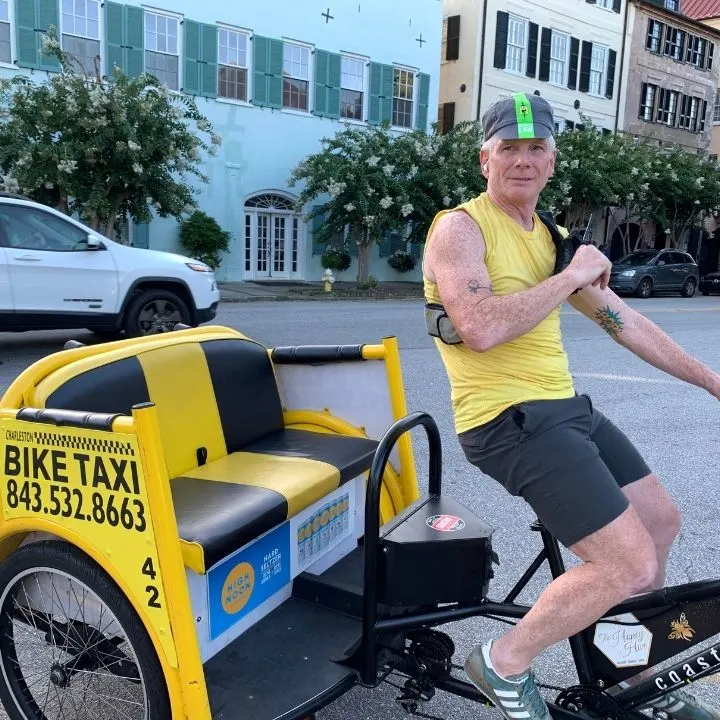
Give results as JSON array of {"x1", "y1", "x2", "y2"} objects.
[
  {"x1": 368, "y1": 61, "x2": 382, "y2": 124},
  {"x1": 133, "y1": 222, "x2": 150, "y2": 249},
  {"x1": 124, "y1": 5, "x2": 144, "y2": 78},
  {"x1": 369, "y1": 62, "x2": 393, "y2": 125},
  {"x1": 105, "y1": 1, "x2": 124, "y2": 75},
  {"x1": 312, "y1": 205, "x2": 326, "y2": 255},
  {"x1": 379, "y1": 230, "x2": 393, "y2": 257},
  {"x1": 415, "y1": 72, "x2": 430, "y2": 131},
  {"x1": 268, "y1": 38, "x2": 284, "y2": 109},
  {"x1": 380, "y1": 64, "x2": 393, "y2": 124},
  {"x1": 253, "y1": 35, "x2": 270, "y2": 106},
  {"x1": 38, "y1": 0, "x2": 59, "y2": 71},
  {"x1": 326, "y1": 52, "x2": 341, "y2": 119},
  {"x1": 200, "y1": 24, "x2": 218, "y2": 98},
  {"x1": 183, "y1": 19, "x2": 201, "y2": 95},
  {"x1": 16, "y1": 0, "x2": 37, "y2": 68},
  {"x1": 314, "y1": 49, "x2": 329, "y2": 116},
  {"x1": 16, "y1": 0, "x2": 59, "y2": 71}
]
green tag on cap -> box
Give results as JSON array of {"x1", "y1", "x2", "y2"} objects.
[{"x1": 513, "y1": 92, "x2": 535, "y2": 139}]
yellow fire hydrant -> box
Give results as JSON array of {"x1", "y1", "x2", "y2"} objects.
[{"x1": 323, "y1": 268, "x2": 336, "y2": 293}]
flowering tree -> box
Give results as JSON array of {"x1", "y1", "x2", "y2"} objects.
[
  {"x1": 0, "y1": 28, "x2": 220, "y2": 239},
  {"x1": 289, "y1": 124, "x2": 412, "y2": 283}
]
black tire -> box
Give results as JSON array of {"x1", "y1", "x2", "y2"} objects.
[
  {"x1": 635, "y1": 277, "x2": 653, "y2": 298},
  {"x1": 0, "y1": 540, "x2": 171, "y2": 720},
  {"x1": 123, "y1": 289, "x2": 191, "y2": 337},
  {"x1": 682, "y1": 277, "x2": 697, "y2": 298}
]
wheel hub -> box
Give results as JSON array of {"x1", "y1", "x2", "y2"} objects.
[{"x1": 49, "y1": 663, "x2": 68, "y2": 688}]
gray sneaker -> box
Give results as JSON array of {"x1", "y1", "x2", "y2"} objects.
[
  {"x1": 464, "y1": 641, "x2": 552, "y2": 720},
  {"x1": 642, "y1": 689, "x2": 720, "y2": 720}
]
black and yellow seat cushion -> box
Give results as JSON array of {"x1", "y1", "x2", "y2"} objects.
[
  {"x1": 30, "y1": 334, "x2": 378, "y2": 574},
  {"x1": 173, "y1": 429, "x2": 378, "y2": 572}
]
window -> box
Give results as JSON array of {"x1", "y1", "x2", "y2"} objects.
[
  {"x1": 664, "y1": 27, "x2": 684, "y2": 61},
  {"x1": 596, "y1": 0, "x2": 613, "y2": 7},
  {"x1": 678, "y1": 95, "x2": 699, "y2": 130},
  {"x1": 438, "y1": 102, "x2": 455, "y2": 134},
  {"x1": 713, "y1": 90, "x2": 720, "y2": 123},
  {"x1": 640, "y1": 83, "x2": 657, "y2": 121},
  {"x1": 549, "y1": 31, "x2": 569, "y2": 86},
  {"x1": 0, "y1": 206, "x2": 88, "y2": 251},
  {"x1": 505, "y1": 15, "x2": 527, "y2": 74},
  {"x1": 646, "y1": 19, "x2": 664, "y2": 53},
  {"x1": 656, "y1": 88, "x2": 679, "y2": 126},
  {"x1": 686, "y1": 35, "x2": 707, "y2": 68},
  {"x1": 144, "y1": 11, "x2": 179, "y2": 90},
  {"x1": 0, "y1": 0, "x2": 9, "y2": 64},
  {"x1": 340, "y1": 56, "x2": 364, "y2": 120},
  {"x1": 392, "y1": 68, "x2": 414, "y2": 128},
  {"x1": 589, "y1": 45, "x2": 607, "y2": 95},
  {"x1": 665, "y1": 0, "x2": 678, "y2": 10},
  {"x1": 61, "y1": 0, "x2": 100, "y2": 75},
  {"x1": 283, "y1": 42, "x2": 310, "y2": 111},
  {"x1": 218, "y1": 28, "x2": 248, "y2": 101}
]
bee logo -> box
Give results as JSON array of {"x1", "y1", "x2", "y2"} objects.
[{"x1": 669, "y1": 612, "x2": 694, "y2": 642}]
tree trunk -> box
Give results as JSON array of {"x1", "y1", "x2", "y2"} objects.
[{"x1": 356, "y1": 227, "x2": 371, "y2": 284}]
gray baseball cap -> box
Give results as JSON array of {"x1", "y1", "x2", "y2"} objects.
[{"x1": 482, "y1": 92, "x2": 555, "y2": 141}]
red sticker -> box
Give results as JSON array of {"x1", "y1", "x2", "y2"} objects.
[{"x1": 426, "y1": 514, "x2": 466, "y2": 532}]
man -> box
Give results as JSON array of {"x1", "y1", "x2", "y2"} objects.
[{"x1": 422, "y1": 92, "x2": 720, "y2": 720}]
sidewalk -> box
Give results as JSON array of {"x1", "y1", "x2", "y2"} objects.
[{"x1": 218, "y1": 280, "x2": 424, "y2": 302}]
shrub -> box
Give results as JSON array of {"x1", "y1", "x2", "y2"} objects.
[
  {"x1": 388, "y1": 249, "x2": 417, "y2": 273},
  {"x1": 179, "y1": 210, "x2": 231, "y2": 269},
  {"x1": 321, "y1": 246, "x2": 351, "y2": 272}
]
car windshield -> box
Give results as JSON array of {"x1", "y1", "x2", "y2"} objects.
[{"x1": 615, "y1": 251, "x2": 658, "y2": 267}]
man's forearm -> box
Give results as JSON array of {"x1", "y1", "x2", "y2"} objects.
[
  {"x1": 461, "y1": 271, "x2": 578, "y2": 352},
  {"x1": 614, "y1": 309, "x2": 714, "y2": 390}
]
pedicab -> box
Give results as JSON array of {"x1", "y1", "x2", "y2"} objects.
[{"x1": 0, "y1": 324, "x2": 720, "y2": 720}]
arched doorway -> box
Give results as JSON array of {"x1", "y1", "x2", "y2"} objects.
[{"x1": 244, "y1": 192, "x2": 302, "y2": 280}]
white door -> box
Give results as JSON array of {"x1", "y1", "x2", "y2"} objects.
[
  {"x1": 0, "y1": 204, "x2": 118, "y2": 315},
  {"x1": 0, "y1": 246, "x2": 12, "y2": 312},
  {"x1": 254, "y1": 213, "x2": 290, "y2": 279}
]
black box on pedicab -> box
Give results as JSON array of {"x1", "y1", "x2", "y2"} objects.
[{"x1": 378, "y1": 494, "x2": 496, "y2": 607}]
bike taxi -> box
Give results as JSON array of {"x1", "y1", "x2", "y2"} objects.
[{"x1": 0, "y1": 325, "x2": 719, "y2": 720}]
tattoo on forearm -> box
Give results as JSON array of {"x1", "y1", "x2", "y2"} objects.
[
  {"x1": 594, "y1": 305, "x2": 624, "y2": 338},
  {"x1": 467, "y1": 279, "x2": 491, "y2": 294}
]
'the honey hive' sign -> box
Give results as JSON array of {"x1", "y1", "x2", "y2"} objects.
[{"x1": 0, "y1": 418, "x2": 177, "y2": 666}]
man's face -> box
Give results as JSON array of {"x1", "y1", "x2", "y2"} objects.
[{"x1": 480, "y1": 137, "x2": 556, "y2": 204}]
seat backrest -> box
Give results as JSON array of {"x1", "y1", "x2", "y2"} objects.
[{"x1": 31, "y1": 337, "x2": 284, "y2": 478}]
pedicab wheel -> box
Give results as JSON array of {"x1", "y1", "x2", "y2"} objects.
[{"x1": 0, "y1": 540, "x2": 171, "y2": 720}]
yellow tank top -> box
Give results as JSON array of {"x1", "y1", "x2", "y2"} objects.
[{"x1": 423, "y1": 193, "x2": 575, "y2": 434}]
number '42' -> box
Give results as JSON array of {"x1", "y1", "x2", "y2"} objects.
[{"x1": 141, "y1": 557, "x2": 162, "y2": 609}]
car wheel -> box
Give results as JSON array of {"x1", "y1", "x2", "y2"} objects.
[
  {"x1": 0, "y1": 541, "x2": 171, "y2": 720},
  {"x1": 123, "y1": 289, "x2": 191, "y2": 337},
  {"x1": 635, "y1": 277, "x2": 653, "y2": 298},
  {"x1": 681, "y1": 277, "x2": 697, "y2": 298}
]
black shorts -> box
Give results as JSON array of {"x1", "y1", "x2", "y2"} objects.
[{"x1": 457, "y1": 394, "x2": 651, "y2": 548}]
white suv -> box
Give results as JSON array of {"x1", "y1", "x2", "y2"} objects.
[{"x1": 0, "y1": 193, "x2": 220, "y2": 337}]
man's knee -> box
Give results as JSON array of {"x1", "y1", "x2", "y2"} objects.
[
  {"x1": 623, "y1": 473, "x2": 682, "y2": 546},
  {"x1": 622, "y1": 536, "x2": 659, "y2": 594}
]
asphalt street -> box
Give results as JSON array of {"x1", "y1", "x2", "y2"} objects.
[{"x1": 0, "y1": 294, "x2": 719, "y2": 720}]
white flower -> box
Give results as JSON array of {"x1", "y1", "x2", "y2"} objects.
[
  {"x1": 379, "y1": 195, "x2": 393, "y2": 209},
  {"x1": 57, "y1": 159, "x2": 77, "y2": 174},
  {"x1": 363, "y1": 215, "x2": 376, "y2": 225},
  {"x1": 443, "y1": 195, "x2": 452, "y2": 207},
  {"x1": 570, "y1": 159, "x2": 579, "y2": 169},
  {"x1": 408, "y1": 165, "x2": 418, "y2": 178},
  {"x1": 197, "y1": 118, "x2": 211, "y2": 132},
  {"x1": 127, "y1": 140, "x2": 141, "y2": 152},
  {"x1": 344, "y1": 203, "x2": 356, "y2": 212},
  {"x1": 696, "y1": 177, "x2": 705, "y2": 188},
  {"x1": 327, "y1": 181, "x2": 347, "y2": 198},
  {"x1": 382, "y1": 164, "x2": 394, "y2": 176},
  {"x1": 367, "y1": 187, "x2": 375, "y2": 196},
  {"x1": 211, "y1": 134, "x2": 222, "y2": 146},
  {"x1": 559, "y1": 160, "x2": 569, "y2": 169},
  {"x1": 631, "y1": 167, "x2": 639, "y2": 176},
  {"x1": 132, "y1": 163, "x2": 143, "y2": 174},
  {"x1": 401, "y1": 203, "x2": 414, "y2": 217},
  {"x1": 366, "y1": 156, "x2": 380, "y2": 167},
  {"x1": 44, "y1": 181, "x2": 54, "y2": 189},
  {"x1": 694, "y1": 199, "x2": 700, "y2": 204},
  {"x1": 670, "y1": 172, "x2": 679, "y2": 182},
  {"x1": 641, "y1": 183, "x2": 649, "y2": 191}
]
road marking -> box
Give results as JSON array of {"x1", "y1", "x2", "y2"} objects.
[{"x1": 573, "y1": 372, "x2": 680, "y2": 384}]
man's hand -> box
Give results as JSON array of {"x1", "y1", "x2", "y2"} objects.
[{"x1": 564, "y1": 245, "x2": 612, "y2": 291}]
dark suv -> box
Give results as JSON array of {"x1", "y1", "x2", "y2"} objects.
[{"x1": 608, "y1": 249, "x2": 698, "y2": 298}]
